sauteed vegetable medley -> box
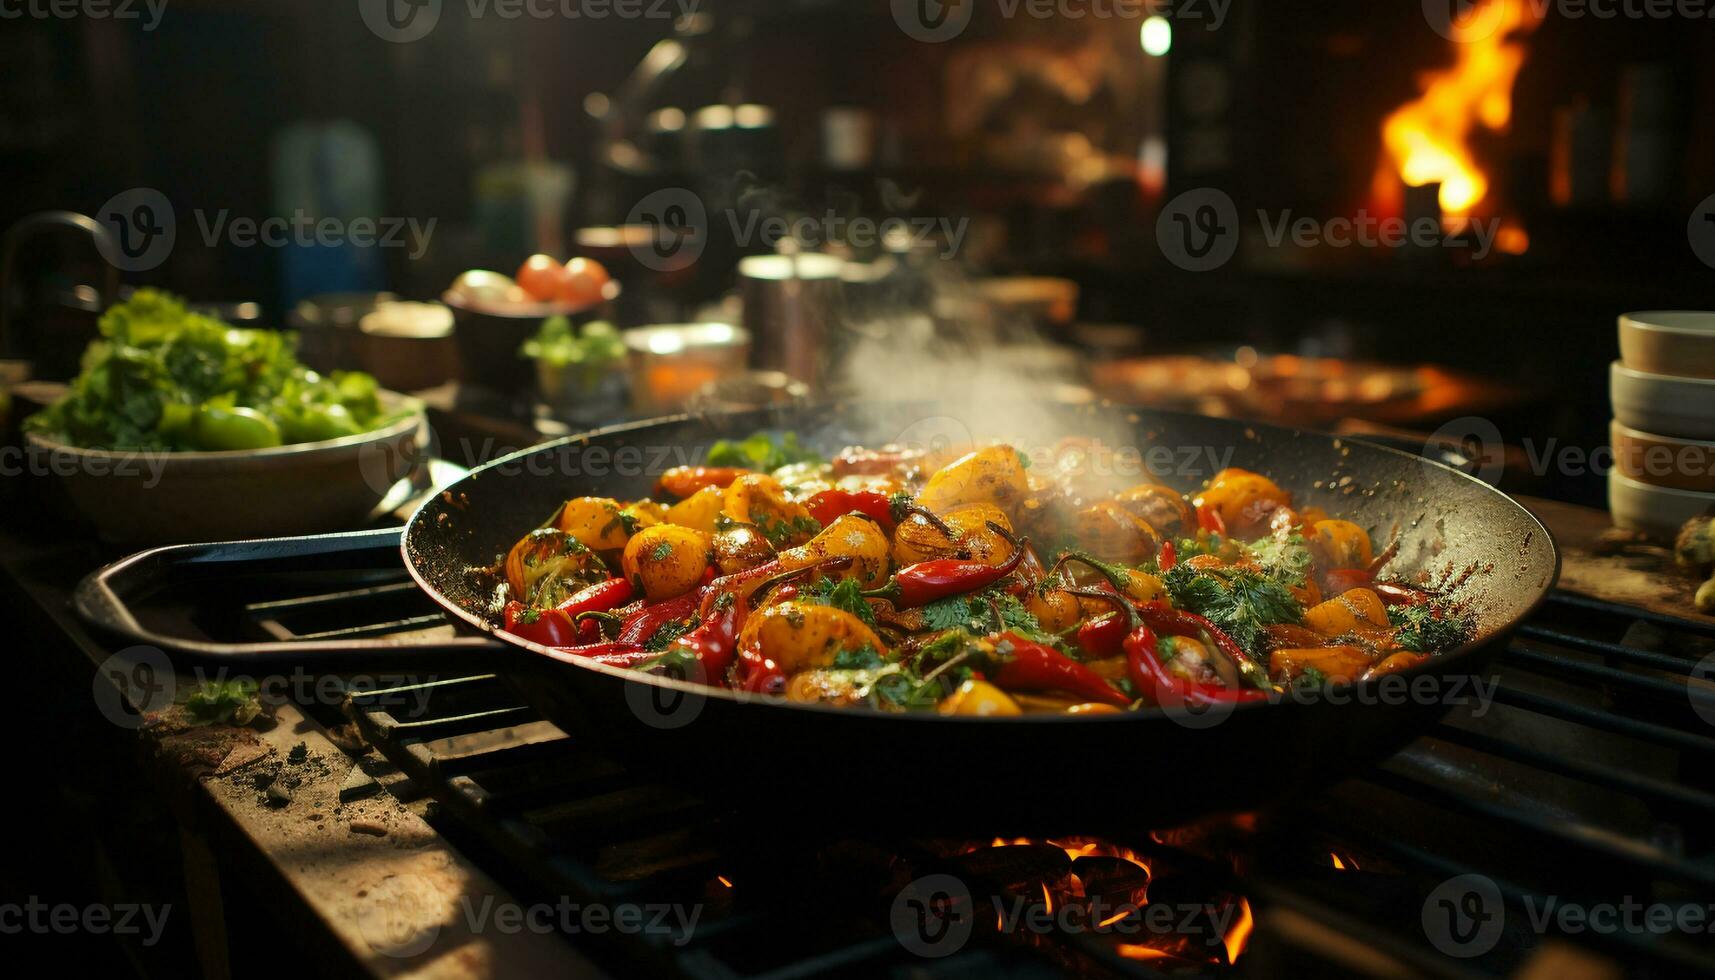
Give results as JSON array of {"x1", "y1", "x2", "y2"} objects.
[{"x1": 493, "y1": 434, "x2": 1475, "y2": 714}]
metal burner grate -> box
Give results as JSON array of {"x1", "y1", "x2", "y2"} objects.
[
  {"x1": 333, "y1": 587, "x2": 1715, "y2": 978},
  {"x1": 106, "y1": 527, "x2": 1715, "y2": 976}
]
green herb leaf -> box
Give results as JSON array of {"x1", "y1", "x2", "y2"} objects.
[
  {"x1": 184, "y1": 679, "x2": 263, "y2": 727},
  {"x1": 799, "y1": 576, "x2": 879, "y2": 628},
  {"x1": 1388, "y1": 602, "x2": 1476, "y2": 653}
]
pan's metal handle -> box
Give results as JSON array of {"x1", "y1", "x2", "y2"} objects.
[{"x1": 73, "y1": 526, "x2": 509, "y2": 669}]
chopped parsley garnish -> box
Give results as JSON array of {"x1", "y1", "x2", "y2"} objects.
[
  {"x1": 1293, "y1": 665, "x2": 1329, "y2": 689},
  {"x1": 757, "y1": 513, "x2": 822, "y2": 548},
  {"x1": 1388, "y1": 602, "x2": 1476, "y2": 653},
  {"x1": 1246, "y1": 532, "x2": 1313, "y2": 585},
  {"x1": 650, "y1": 540, "x2": 674, "y2": 561},
  {"x1": 920, "y1": 588, "x2": 1044, "y2": 639},
  {"x1": 800, "y1": 576, "x2": 879, "y2": 627},
  {"x1": 643, "y1": 615, "x2": 698, "y2": 652},
  {"x1": 1163, "y1": 562, "x2": 1302, "y2": 657},
  {"x1": 830, "y1": 644, "x2": 887, "y2": 670}
]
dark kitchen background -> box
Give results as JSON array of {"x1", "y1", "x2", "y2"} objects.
[
  {"x1": 9, "y1": 5, "x2": 1715, "y2": 979},
  {"x1": 5, "y1": 2, "x2": 1714, "y2": 506}
]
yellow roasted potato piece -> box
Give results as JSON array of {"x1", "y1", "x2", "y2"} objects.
[
  {"x1": 916, "y1": 445, "x2": 1030, "y2": 516},
  {"x1": 712, "y1": 522, "x2": 776, "y2": 575},
  {"x1": 1304, "y1": 588, "x2": 1390, "y2": 635},
  {"x1": 557, "y1": 497, "x2": 646, "y2": 551},
  {"x1": 1113, "y1": 484, "x2": 1194, "y2": 539},
  {"x1": 723, "y1": 474, "x2": 818, "y2": 548},
  {"x1": 1193, "y1": 469, "x2": 1292, "y2": 537},
  {"x1": 627, "y1": 499, "x2": 668, "y2": 524},
  {"x1": 621, "y1": 525, "x2": 712, "y2": 601},
  {"x1": 937, "y1": 678, "x2": 1023, "y2": 717},
  {"x1": 737, "y1": 602, "x2": 884, "y2": 674},
  {"x1": 784, "y1": 670, "x2": 865, "y2": 706},
  {"x1": 1270, "y1": 645, "x2": 1376, "y2": 684},
  {"x1": 1309, "y1": 519, "x2": 1374, "y2": 570},
  {"x1": 663, "y1": 485, "x2": 725, "y2": 535},
  {"x1": 891, "y1": 502, "x2": 1014, "y2": 566},
  {"x1": 1072, "y1": 500, "x2": 1161, "y2": 565},
  {"x1": 777, "y1": 514, "x2": 891, "y2": 588}
]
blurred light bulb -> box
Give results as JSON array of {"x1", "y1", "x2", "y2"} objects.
[{"x1": 1141, "y1": 16, "x2": 1171, "y2": 57}]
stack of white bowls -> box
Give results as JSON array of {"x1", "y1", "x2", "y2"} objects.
[{"x1": 1610, "y1": 312, "x2": 1715, "y2": 536}]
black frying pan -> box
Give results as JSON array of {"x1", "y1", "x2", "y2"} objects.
[{"x1": 391, "y1": 402, "x2": 1557, "y2": 831}]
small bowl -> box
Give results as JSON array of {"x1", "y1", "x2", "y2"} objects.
[
  {"x1": 357, "y1": 301, "x2": 458, "y2": 393},
  {"x1": 1610, "y1": 420, "x2": 1715, "y2": 493},
  {"x1": 625, "y1": 322, "x2": 751, "y2": 415},
  {"x1": 1608, "y1": 468, "x2": 1715, "y2": 539},
  {"x1": 1611, "y1": 360, "x2": 1715, "y2": 439},
  {"x1": 443, "y1": 281, "x2": 620, "y2": 393},
  {"x1": 1619, "y1": 311, "x2": 1715, "y2": 379},
  {"x1": 25, "y1": 393, "x2": 425, "y2": 545}
]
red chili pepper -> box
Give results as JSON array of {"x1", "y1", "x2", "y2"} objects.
[
  {"x1": 662, "y1": 594, "x2": 744, "y2": 685},
  {"x1": 541, "y1": 641, "x2": 651, "y2": 666},
  {"x1": 870, "y1": 539, "x2": 1027, "y2": 608},
  {"x1": 1159, "y1": 539, "x2": 1177, "y2": 571},
  {"x1": 551, "y1": 576, "x2": 636, "y2": 641},
  {"x1": 1197, "y1": 504, "x2": 1226, "y2": 535},
  {"x1": 617, "y1": 588, "x2": 705, "y2": 644},
  {"x1": 1076, "y1": 612, "x2": 1130, "y2": 659},
  {"x1": 988, "y1": 632, "x2": 1129, "y2": 707},
  {"x1": 1136, "y1": 602, "x2": 1272, "y2": 691},
  {"x1": 803, "y1": 488, "x2": 897, "y2": 530},
  {"x1": 733, "y1": 646, "x2": 786, "y2": 694},
  {"x1": 503, "y1": 601, "x2": 585, "y2": 647},
  {"x1": 1123, "y1": 625, "x2": 1268, "y2": 708}
]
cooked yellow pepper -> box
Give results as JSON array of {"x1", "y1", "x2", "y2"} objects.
[
  {"x1": 737, "y1": 602, "x2": 885, "y2": 674},
  {"x1": 1304, "y1": 588, "x2": 1390, "y2": 635}
]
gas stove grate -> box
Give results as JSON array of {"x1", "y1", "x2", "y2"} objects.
[{"x1": 330, "y1": 587, "x2": 1715, "y2": 978}]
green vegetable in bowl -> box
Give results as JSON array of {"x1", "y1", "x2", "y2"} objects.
[
  {"x1": 24, "y1": 289, "x2": 408, "y2": 451},
  {"x1": 519, "y1": 316, "x2": 626, "y2": 389}
]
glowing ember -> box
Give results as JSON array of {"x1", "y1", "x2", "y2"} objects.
[
  {"x1": 985, "y1": 836, "x2": 1154, "y2": 876},
  {"x1": 967, "y1": 836, "x2": 1257, "y2": 965},
  {"x1": 1375, "y1": 0, "x2": 1541, "y2": 216}
]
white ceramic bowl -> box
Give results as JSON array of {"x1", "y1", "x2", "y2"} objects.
[
  {"x1": 25, "y1": 393, "x2": 425, "y2": 545},
  {"x1": 1608, "y1": 468, "x2": 1715, "y2": 538},
  {"x1": 1619, "y1": 311, "x2": 1715, "y2": 379},
  {"x1": 1611, "y1": 360, "x2": 1715, "y2": 439}
]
